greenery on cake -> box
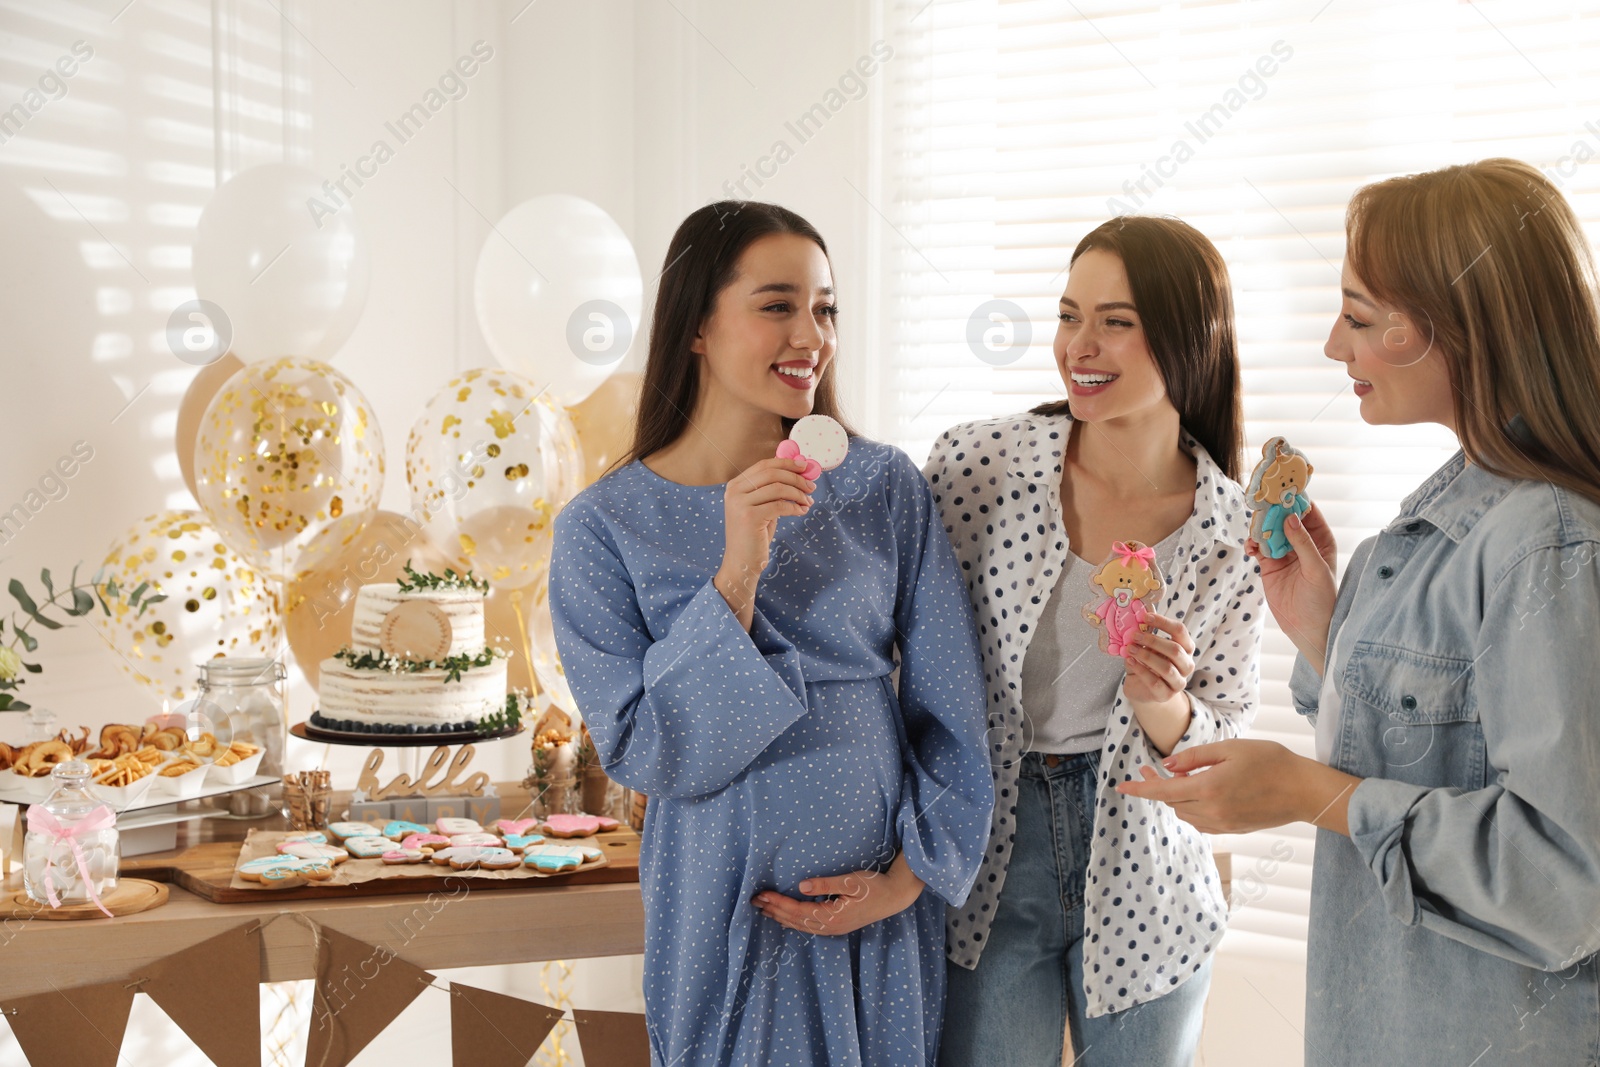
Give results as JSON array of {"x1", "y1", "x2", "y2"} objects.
[
  {"x1": 476, "y1": 691, "x2": 526, "y2": 734},
  {"x1": 394, "y1": 560, "x2": 489, "y2": 595},
  {"x1": 332, "y1": 644, "x2": 502, "y2": 684}
]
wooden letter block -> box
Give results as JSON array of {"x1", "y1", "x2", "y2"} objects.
[
  {"x1": 464, "y1": 794, "x2": 501, "y2": 826},
  {"x1": 389, "y1": 796, "x2": 430, "y2": 825},
  {"x1": 424, "y1": 797, "x2": 463, "y2": 823},
  {"x1": 347, "y1": 797, "x2": 394, "y2": 824}
]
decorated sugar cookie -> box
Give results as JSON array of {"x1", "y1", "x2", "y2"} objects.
[
  {"x1": 494, "y1": 818, "x2": 539, "y2": 837},
  {"x1": 342, "y1": 835, "x2": 400, "y2": 859},
  {"x1": 540, "y1": 814, "x2": 614, "y2": 838},
  {"x1": 1083, "y1": 541, "x2": 1166, "y2": 659},
  {"x1": 447, "y1": 832, "x2": 501, "y2": 848},
  {"x1": 238, "y1": 855, "x2": 336, "y2": 884},
  {"x1": 501, "y1": 832, "x2": 546, "y2": 853},
  {"x1": 276, "y1": 840, "x2": 348, "y2": 864},
  {"x1": 434, "y1": 817, "x2": 483, "y2": 836},
  {"x1": 523, "y1": 843, "x2": 602, "y2": 872},
  {"x1": 283, "y1": 830, "x2": 329, "y2": 846},
  {"x1": 400, "y1": 832, "x2": 451, "y2": 852},
  {"x1": 429, "y1": 846, "x2": 519, "y2": 870},
  {"x1": 328, "y1": 821, "x2": 386, "y2": 841},
  {"x1": 384, "y1": 820, "x2": 432, "y2": 840},
  {"x1": 775, "y1": 414, "x2": 848, "y2": 481},
  {"x1": 381, "y1": 848, "x2": 429, "y2": 865},
  {"x1": 1247, "y1": 437, "x2": 1314, "y2": 560}
]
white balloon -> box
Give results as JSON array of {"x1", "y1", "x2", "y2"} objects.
[
  {"x1": 473, "y1": 195, "x2": 642, "y2": 405},
  {"x1": 193, "y1": 163, "x2": 370, "y2": 364}
]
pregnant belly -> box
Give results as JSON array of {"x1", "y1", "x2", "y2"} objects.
[{"x1": 744, "y1": 679, "x2": 902, "y2": 892}]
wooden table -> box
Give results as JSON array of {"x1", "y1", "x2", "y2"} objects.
[{"x1": 0, "y1": 785, "x2": 644, "y2": 1000}]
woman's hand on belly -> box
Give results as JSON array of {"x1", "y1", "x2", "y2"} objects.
[{"x1": 751, "y1": 852, "x2": 926, "y2": 935}]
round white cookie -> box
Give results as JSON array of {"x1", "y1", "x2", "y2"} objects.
[{"x1": 788, "y1": 415, "x2": 848, "y2": 471}]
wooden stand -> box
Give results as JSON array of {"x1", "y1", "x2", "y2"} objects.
[{"x1": 4, "y1": 877, "x2": 168, "y2": 920}]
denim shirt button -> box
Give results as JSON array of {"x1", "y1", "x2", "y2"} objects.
[
  {"x1": 1401, "y1": 695, "x2": 1417, "y2": 711},
  {"x1": 1377, "y1": 565, "x2": 1395, "y2": 579}
]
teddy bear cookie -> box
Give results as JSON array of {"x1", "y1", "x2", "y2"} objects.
[
  {"x1": 1247, "y1": 437, "x2": 1314, "y2": 560},
  {"x1": 276, "y1": 840, "x2": 349, "y2": 864},
  {"x1": 775, "y1": 414, "x2": 849, "y2": 481},
  {"x1": 1084, "y1": 541, "x2": 1166, "y2": 659},
  {"x1": 239, "y1": 855, "x2": 337, "y2": 884},
  {"x1": 429, "y1": 846, "x2": 520, "y2": 870},
  {"x1": 522, "y1": 843, "x2": 602, "y2": 872},
  {"x1": 400, "y1": 832, "x2": 452, "y2": 852},
  {"x1": 434, "y1": 817, "x2": 483, "y2": 836},
  {"x1": 342, "y1": 836, "x2": 400, "y2": 859}
]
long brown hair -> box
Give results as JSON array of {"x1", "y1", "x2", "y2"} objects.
[
  {"x1": 617, "y1": 201, "x2": 855, "y2": 473},
  {"x1": 1345, "y1": 158, "x2": 1600, "y2": 505},
  {"x1": 1032, "y1": 216, "x2": 1244, "y2": 481}
]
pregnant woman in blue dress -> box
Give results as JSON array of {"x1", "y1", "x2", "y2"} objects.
[{"x1": 549, "y1": 201, "x2": 993, "y2": 1066}]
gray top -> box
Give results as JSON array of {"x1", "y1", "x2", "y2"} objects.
[{"x1": 1019, "y1": 526, "x2": 1183, "y2": 754}]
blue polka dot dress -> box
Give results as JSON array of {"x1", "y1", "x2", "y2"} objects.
[{"x1": 549, "y1": 439, "x2": 994, "y2": 1067}]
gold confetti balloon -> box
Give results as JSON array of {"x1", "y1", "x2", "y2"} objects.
[
  {"x1": 405, "y1": 368, "x2": 584, "y2": 590},
  {"x1": 92, "y1": 510, "x2": 283, "y2": 703},
  {"x1": 193, "y1": 356, "x2": 385, "y2": 582},
  {"x1": 566, "y1": 370, "x2": 641, "y2": 487}
]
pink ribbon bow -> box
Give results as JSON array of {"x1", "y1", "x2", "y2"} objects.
[
  {"x1": 26, "y1": 803, "x2": 117, "y2": 918},
  {"x1": 775, "y1": 439, "x2": 822, "y2": 480},
  {"x1": 1110, "y1": 540, "x2": 1156, "y2": 567}
]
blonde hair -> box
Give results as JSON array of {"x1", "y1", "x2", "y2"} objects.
[{"x1": 1346, "y1": 158, "x2": 1600, "y2": 505}]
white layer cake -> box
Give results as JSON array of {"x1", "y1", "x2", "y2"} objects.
[
  {"x1": 349, "y1": 583, "x2": 485, "y2": 658},
  {"x1": 318, "y1": 657, "x2": 507, "y2": 726}
]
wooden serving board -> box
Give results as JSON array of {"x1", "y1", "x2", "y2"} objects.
[
  {"x1": 123, "y1": 828, "x2": 641, "y2": 904},
  {"x1": 2, "y1": 878, "x2": 168, "y2": 919}
]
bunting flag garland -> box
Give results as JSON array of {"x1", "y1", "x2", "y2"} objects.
[
  {"x1": 573, "y1": 1007, "x2": 652, "y2": 1066},
  {"x1": 448, "y1": 980, "x2": 566, "y2": 1067},
  {"x1": 0, "y1": 979, "x2": 136, "y2": 1067},
  {"x1": 304, "y1": 923, "x2": 434, "y2": 1067},
  {"x1": 140, "y1": 921, "x2": 263, "y2": 1067}
]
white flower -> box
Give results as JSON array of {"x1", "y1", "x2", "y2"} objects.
[{"x1": 0, "y1": 646, "x2": 21, "y2": 682}]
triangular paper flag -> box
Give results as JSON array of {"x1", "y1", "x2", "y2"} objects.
[
  {"x1": 0, "y1": 980, "x2": 135, "y2": 1067},
  {"x1": 142, "y1": 922, "x2": 262, "y2": 1067},
  {"x1": 305, "y1": 924, "x2": 434, "y2": 1067},
  {"x1": 574, "y1": 1008, "x2": 651, "y2": 1066},
  {"x1": 448, "y1": 982, "x2": 565, "y2": 1067}
]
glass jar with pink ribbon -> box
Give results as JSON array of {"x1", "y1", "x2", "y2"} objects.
[{"x1": 23, "y1": 759, "x2": 119, "y2": 917}]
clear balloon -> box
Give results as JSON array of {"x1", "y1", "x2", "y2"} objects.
[
  {"x1": 174, "y1": 353, "x2": 244, "y2": 501},
  {"x1": 285, "y1": 509, "x2": 456, "y2": 690},
  {"x1": 473, "y1": 195, "x2": 642, "y2": 405},
  {"x1": 481, "y1": 577, "x2": 576, "y2": 716},
  {"x1": 193, "y1": 163, "x2": 370, "y2": 364},
  {"x1": 193, "y1": 357, "x2": 385, "y2": 582},
  {"x1": 566, "y1": 371, "x2": 641, "y2": 487},
  {"x1": 91, "y1": 510, "x2": 284, "y2": 704},
  {"x1": 406, "y1": 368, "x2": 583, "y2": 590}
]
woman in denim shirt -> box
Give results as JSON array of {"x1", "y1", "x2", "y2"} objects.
[{"x1": 1120, "y1": 158, "x2": 1600, "y2": 1065}]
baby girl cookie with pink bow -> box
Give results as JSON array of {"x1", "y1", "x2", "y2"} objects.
[
  {"x1": 775, "y1": 415, "x2": 849, "y2": 481},
  {"x1": 494, "y1": 818, "x2": 539, "y2": 837},
  {"x1": 1084, "y1": 540, "x2": 1166, "y2": 659},
  {"x1": 276, "y1": 840, "x2": 348, "y2": 864}
]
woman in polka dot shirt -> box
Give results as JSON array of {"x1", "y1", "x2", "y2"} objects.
[
  {"x1": 549, "y1": 201, "x2": 994, "y2": 1066},
  {"x1": 927, "y1": 217, "x2": 1264, "y2": 1066}
]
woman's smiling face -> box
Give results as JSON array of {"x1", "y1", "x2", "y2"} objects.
[
  {"x1": 1325, "y1": 265, "x2": 1455, "y2": 429},
  {"x1": 691, "y1": 233, "x2": 838, "y2": 423},
  {"x1": 1054, "y1": 248, "x2": 1171, "y2": 424}
]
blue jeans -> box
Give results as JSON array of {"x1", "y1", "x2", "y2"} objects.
[{"x1": 940, "y1": 751, "x2": 1211, "y2": 1067}]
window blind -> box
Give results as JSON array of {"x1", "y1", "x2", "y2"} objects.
[{"x1": 879, "y1": 0, "x2": 1600, "y2": 956}]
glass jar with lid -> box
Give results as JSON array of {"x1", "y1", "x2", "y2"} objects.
[
  {"x1": 23, "y1": 759, "x2": 119, "y2": 910},
  {"x1": 197, "y1": 657, "x2": 286, "y2": 816}
]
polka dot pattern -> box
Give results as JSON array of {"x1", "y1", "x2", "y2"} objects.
[{"x1": 922, "y1": 411, "x2": 1265, "y2": 1018}]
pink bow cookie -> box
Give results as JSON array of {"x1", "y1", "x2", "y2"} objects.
[{"x1": 775, "y1": 439, "x2": 822, "y2": 481}]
